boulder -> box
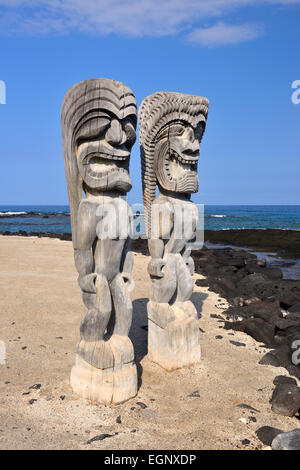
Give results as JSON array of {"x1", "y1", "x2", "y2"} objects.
[
  {"x1": 272, "y1": 429, "x2": 300, "y2": 450},
  {"x1": 255, "y1": 426, "x2": 283, "y2": 446},
  {"x1": 273, "y1": 375, "x2": 297, "y2": 386},
  {"x1": 243, "y1": 318, "x2": 275, "y2": 346},
  {"x1": 270, "y1": 383, "x2": 300, "y2": 416}
]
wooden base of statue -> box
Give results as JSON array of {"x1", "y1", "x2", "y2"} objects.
[
  {"x1": 70, "y1": 335, "x2": 137, "y2": 404},
  {"x1": 147, "y1": 300, "x2": 201, "y2": 371}
]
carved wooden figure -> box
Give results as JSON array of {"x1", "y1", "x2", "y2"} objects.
[
  {"x1": 139, "y1": 91, "x2": 209, "y2": 370},
  {"x1": 61, "y1": 78, "x2": 138, "y2": 404}
]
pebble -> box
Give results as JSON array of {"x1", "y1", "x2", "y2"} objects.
[
  {"x1": 29, "y1": 384, "x2": 41, "y2": 390},
  {"x1": 237, "y1": 403, "x2": 260, "y2": 413},
  {"x1": 86, "y1": 433, "x2": 115, "y2": 445},
  {"x1": 241, "y1": 439, "x2": 250, "y2": 445},
  {"x1": 136, "y1": 402, "x2": 147, "y2": 409},
  {"x1": 249, "y1": 416, "x2": 257, "y2": 423},
  {"x1": 230, "y1": 340, "x2": 246, "y2": 347}
]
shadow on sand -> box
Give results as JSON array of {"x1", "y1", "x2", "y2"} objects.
[{"x1": 130, "y1": 290, "x2": 208, "y2": 390}]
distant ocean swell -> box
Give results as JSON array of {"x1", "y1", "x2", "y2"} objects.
[{"x1": 1, "y1": 205, "x2": 300, "y2": 232}]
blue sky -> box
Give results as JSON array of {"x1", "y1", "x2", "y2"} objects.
[{"x1": 0, "y1": 0, "x2": 299, "y2": 206}]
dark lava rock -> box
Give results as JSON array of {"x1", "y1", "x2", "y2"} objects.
[
  {"x1": 209, "y1": 276, "x2": 237, "y2": 298},
  {"x1": 204, "y1": 229, "x2": 300, "y2": 259},
  {"x1": 226, "y1": 301, "x2": 281, "y2": 324},
  {"x1": 276, "y1": 318, "x2": 300, "y2": 331},
  {"x1": 272, "y1": 429, "x2": 300, "y2": 450},
  {"x1": 236, "y1": 403, "x2": 260, "y2": 413},
  {"x1": 241, "y1": 439, "x2": 250, "y2": 445},
  {"x1": 288, "y1": 302, "x2": 300, "y2": 314},
  {"x1": 28, "y1": 399, "x2": 37, "y2": 405},
  {"x1": 273, "y1": 375, "x2": 297, "y2": 386},
  {"x1": 86, "y1": 433, "x2": 115, "y2": 444},
  {"x1": 29, "y1": 384, "x2": 41, "y2": 390},
  {"x1": 259, "y1": 352, "x2": 280, "y2": 367},
  {"x1": 116, "y1": 416, "x2": 122, "y2": 424},
  {"x1": 272, "y1": 344, "x2": 293, "y2": 368},
  {"x1": 215, "y1": 335, "x2": 223, "y2": 339},
  {"x1": 271, "y1": 383, "x2": 300, "y2": 416},
  {"x1": 255, "y1": 426, "x2": 283, "y2": 446},
  {"x1": 244, "y1": 263, "x2": 282, "y2": 280},
  {"x1": 286, "y1": 312, "x2": 300, "y2": 321},
  {"x1": 235, "y1": 275, "x2": 300, "y2": 308},
  {"x1": 188, "y1": 390, "x2": 200, "y2": 398},
  {"x1": 243, "y1": 318, "x2": 275, "y2": 346},
  {"x1": 285, "y1": 364, "x2": 300, "y2": 380},
  {"x1": 195, "y1": 278, "x2": 209, "y2": 287},
  {"x1": 136, "y1": 402, "x2": 147, "y2": 409},
  {"x1": 230, "y1": 340, "x2": 246, "y2": 347}
]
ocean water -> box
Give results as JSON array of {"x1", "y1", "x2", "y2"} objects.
[
  {"x1": 204, "y1": 205, "x2": 300, "y2": 230},
  {"x1": 1, "y1": 205, "x2": 300, "y2": 234},
  {"x1": 1, "y1": 204, "x2": 300, "y2": 279}
]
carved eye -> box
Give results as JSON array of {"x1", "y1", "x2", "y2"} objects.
[
  {"x1": 93, "y1": 116, "x2": 110, "y2": 135},
  {"x1": 169, "y1": 123, "x2": 185, "y2": 136},
  {"x1": 124, "y1": 120, "x2": 136, "y2": 148},
  {"x1": 76, "y1": 115, "x2": 110, "y2": 143}
]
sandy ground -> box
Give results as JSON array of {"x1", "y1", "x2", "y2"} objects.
[{"x1": 0, "y1": 235, "x2": 299, "y2": 450}]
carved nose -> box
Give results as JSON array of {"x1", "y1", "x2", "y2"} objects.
[{"x1": 106, "y1": 119, "x2": 125, "y2": 146}]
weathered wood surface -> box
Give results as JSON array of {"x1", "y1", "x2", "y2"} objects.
[
  {"x1": 139, "y1": 91, "x2": 209, "y2": 370},
  {"x1": 61, "y1": 78, "x2": 137, "y2": 404}
]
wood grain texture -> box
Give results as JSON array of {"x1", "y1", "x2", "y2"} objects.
[
  {"x1": 139, "y1": 91, "x2": 209, "y2": 370},
  {"x1": 61, "y1": 78, "x2": 137, "y2": 403}
]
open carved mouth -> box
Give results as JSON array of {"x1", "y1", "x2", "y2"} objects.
[
  {"x1": 167, "y1": 150, "x2": 198, "y2": 179},
  {"x1": 82, "y1": 153, "x2": 129, "y2": 178}
]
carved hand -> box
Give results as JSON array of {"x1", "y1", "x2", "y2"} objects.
[
  {"x1": 148, "y1": 258, "x2": 166, "y2": 278},
  {"x1": 78, "y1": 273, "x2": 98, "y2": 293}
]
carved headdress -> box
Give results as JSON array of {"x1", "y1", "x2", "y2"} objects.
[
  {"x1": 139, "y1": 91, "x2": 209, "y2": 236},
  {"x1": 61, "y1": 78, "x2": 137, "y2": 247}
]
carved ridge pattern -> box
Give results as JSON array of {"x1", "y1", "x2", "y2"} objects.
[
  {"x1": 139, "y1": 92, "x2": 209, "y2": 237},
  {"x1": 61, "y1": 78, "x2": 138, "y2": 404}
]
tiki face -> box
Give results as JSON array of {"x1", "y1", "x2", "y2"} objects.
[
  {"x1": 75, "y1": 110, "x2": 136, "y2": 193},
  {"x1": 154, "y1": 120, "x2": 205, "y2": 194}
]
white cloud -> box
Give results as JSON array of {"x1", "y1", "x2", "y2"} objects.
[
  {"x1": 0, "y1": 0, "x2": 299, "y2": 41},
  {"x1": 187, "y1": 21, "x2": 264, "y2": 46}
]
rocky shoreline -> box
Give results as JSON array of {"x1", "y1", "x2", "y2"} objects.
[
  {"x1": 205, "y1": 229, "x2": 300, "y2": 259},
  {"x1": 193, "y1": 245, "x2": 300, "y2": 449},
  {"x1": 193, "y1": 246, "x2": 300, "y2": 375}
]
